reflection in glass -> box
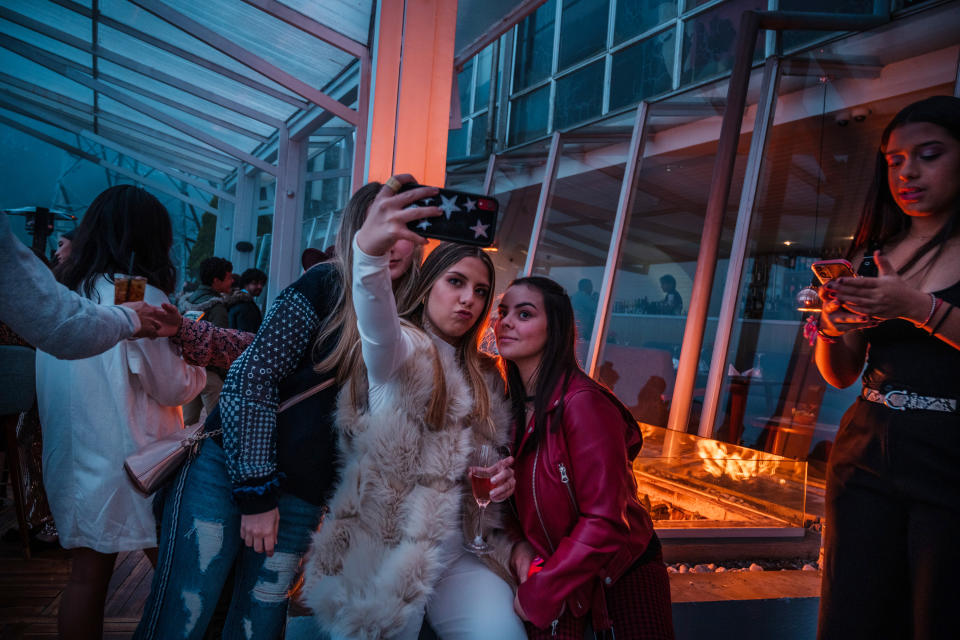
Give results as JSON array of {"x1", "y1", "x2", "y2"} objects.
[
  {"x1": 513, "y1": 0, "x2": 556, "y2": 91},
  {"x1": 614, "y1": 0, "x2": 677, "y2": 45},
  {"x1": 779, "y1": 0, "x2": 876, "y2": 52},
  {"x1": 473, "y1": 46, "x2": 493, "y2": 113},
  {"x1": 530, "y1": 137, "x2": 630, "y2": 363},
  {"x1": 458, "y1": 59, "x2": 474, "y2": 118},
  {"x1": 610, "y1": 30, "x2": 676, "y2": 110},
  {"x1": 509, "y1": 85, "x2": 550, "y2": 145},
  {"x1": 554, "y1": 60, "x2": 605, "y2": 130},
  {"x1": 470, "y1": 113, "x2": 488, "y2": 156},
  {"x1": 302, "y1": 137, "x2": 351, "y2": 253},
  {"x1": 558, "y1": 0, "x2": 609, "y2": 71},
  {"x1": 710, "y1": 75, "x2": 954, "y2": 472},
  {"x1": 596, "y1": 98, "x2": 750, "y2": 431},
  {"x1": 680, "y1": 0, "x2": 763, "y2": 86},
  {"x1": 448, "y1": 124, "x2": 469, "y2": 160}
]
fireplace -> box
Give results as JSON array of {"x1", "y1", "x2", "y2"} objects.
[{"x1": 634, "y1": 424, "x2": 813, "y2": 538}]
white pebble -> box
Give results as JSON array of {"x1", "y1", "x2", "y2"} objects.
[
  {"x1": 678, "y1": 564, "x2": 689, "y2": 573},
  {"x1": 749, "y1": 563, "x2": 764, "y2": 572},
  {"x1": 715, "y1": 567, "x2": 726, "y2": 573},
  {"x1": 802, "y1": 563, "x2": 818, "y2": 571},
  {"x1": 666, "y1": 566, "x2": 678, "y2": 573}
]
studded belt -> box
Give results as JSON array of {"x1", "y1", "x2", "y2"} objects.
[{"x1": 861, "y1": 387, "x2": 959, "y2": 412}]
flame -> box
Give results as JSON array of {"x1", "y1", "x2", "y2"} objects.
[{"x1": 695, "y1": 439, "x2": 779, "y2": 481}]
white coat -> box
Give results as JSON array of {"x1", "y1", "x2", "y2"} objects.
[{"x1": 36, "y1": 275, "x2": 206, "y2": 552}]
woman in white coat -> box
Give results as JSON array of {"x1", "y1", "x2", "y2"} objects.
[{"x1": 36, "y1": 185, "x2": 206, "y2": 640}]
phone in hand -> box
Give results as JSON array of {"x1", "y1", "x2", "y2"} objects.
[
  {"x1": 399, "y1": 183, "x2": 499, "y2": 247},
  {"x1": 811, "y1": 259, "x2": 856, "y2": 285}
]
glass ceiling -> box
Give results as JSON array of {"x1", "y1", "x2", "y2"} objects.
[{"x1": 0, "y1": 0, "x2": 373, "y2": 188}]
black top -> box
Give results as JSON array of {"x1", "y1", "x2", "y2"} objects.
[
  {"x1": 862, "y1": 278, "x2": 960, "y2": 398},
  {"x1": 211, "y1": 263, "x2": 343, "y2": 514}
]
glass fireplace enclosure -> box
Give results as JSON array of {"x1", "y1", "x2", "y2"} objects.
[{"x1": 446, "y1": 1, "x2": 960, "y2": 533}]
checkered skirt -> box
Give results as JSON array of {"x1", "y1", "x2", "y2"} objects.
[{"x1": 525, "y1": 556, "x2": 674, "y2": 640}]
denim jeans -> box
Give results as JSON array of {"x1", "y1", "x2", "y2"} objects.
[{"x1": 134, "y1": 439, "x2": 324, "y2": 640}]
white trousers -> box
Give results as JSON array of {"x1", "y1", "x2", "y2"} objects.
[{"x1": 394, "y1": 551, "x2": 527, "y2": 640}]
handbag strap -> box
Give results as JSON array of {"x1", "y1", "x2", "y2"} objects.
[{"x1": 278, "y1": 377, "x2": 335, "y2": 413}]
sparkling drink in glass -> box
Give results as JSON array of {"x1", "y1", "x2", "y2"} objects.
[
  {"x1": 114, "y1": 274, "x2": 132, "y2": 304},
  {"x1": 464, "y1": 444, "x2": 499, "y2": 555},
  {"x1": 127, "y1": 276, "x2": 147, "y2": 302}
]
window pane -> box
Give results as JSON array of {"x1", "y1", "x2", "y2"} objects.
[
  {"x1": 680, "y1": 0, "x2": 764, "y2": 86},
  {"x1": 470, "y1": 113, "x2": 488, "y2": 155},
  {"x1": 474, "y1": 46, "x2": 493, "y2": 113},
  {"x1": 458, "y1": 59, "x2": 474, "y2": 117},
  {"x1": 614, "y1": 0, "x2": 677, "y2": 45},
  {"x1": 509, "y1": 85, "x2": 551, "y2": 145},
  {"x1": 448, "y1": 123, "x2": 469, "y2": 160},
  {"x1": 558, "y1": 0, "x2": 610, "y2": 71},
  {"x1": 531, "y1": 138, "x2": 630, "y2": 363},
  {"x1": 610, "y1": 30, "x2": 676, "y2": 110},
  {"x1": 779, "y1": 0, "x2": 876, "y2": 52},
  {"x1": 554, "y1": 60, "x2": 604, "y2": 130},
  {"x1": 514, "y1": 0, "x2": 557, "y2": 91}
]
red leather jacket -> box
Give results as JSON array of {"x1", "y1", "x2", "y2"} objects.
[{"x1": 514, "y1": 370, "x2": 656, "y2": 630}]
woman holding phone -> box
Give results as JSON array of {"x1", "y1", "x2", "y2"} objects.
[
  {"x1": 301, "y1": 175, "x2": 524, "y2": 640},
  {"x1": 494, "y1": 276, "x2": 674, "y2": 639},
  {"x1": 136, "y1": 180, "x2": 428, "y2": 640},
  {"x1": 815, "y1": 95, "x2": 960, "y2": 639}
]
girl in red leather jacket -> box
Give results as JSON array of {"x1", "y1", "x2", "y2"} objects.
[{"x1": 495, "y1": 276, "x2": 674, "y2": 639}]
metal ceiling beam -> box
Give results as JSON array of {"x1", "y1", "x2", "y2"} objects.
[
  {"x1": 239, "y1": 0, "x2": 367, "y2": 58},
  {"x1": 128, "y1": 0, "x2": 360, "y2": 126},
  {"x1": 95, "y1": 113, "x2": 242, "y2": 169},
  {"x1": 0, "y1": 7, "x2": 284, "y2": 129},
  {"x1": 0, "y1": 93, "x2": 228, "y2": 193},
  {"x1": 48, "y1": 0, "x2": 309, "y2": 109},
  {"x1": 454, "y1": 0, "x2": 549, "y2": 69},
  {"x1": 98, "y1": 72, "x2": 270, "y2": 142},
  {"x1": 0, "y1": 72, "x2": 239, "y2": 172},
  {"x1": 0, "y1": 113, "x2": 220, "y2": 216},
  {"x1": 0, "y1": 36, "x2": 276, "y2": 174},
  {"x1": 78, "y1": 130, "x2": 235, "y2": 203}
]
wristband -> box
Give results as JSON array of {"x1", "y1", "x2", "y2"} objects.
[
  {"x1": 930, "y1": 303, "x2": 953, "y2": 335},
  {"x1": 917, "y1": 293, "x2": 940, "y2": 329},
  {"x1": 817, "y1": 326, "x2": 840, "y2": 344}
]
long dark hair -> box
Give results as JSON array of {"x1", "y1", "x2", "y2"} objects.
[
  {"x1": 55, "y1": 185, "x2": 177, "y2": 298},
  {"x1": 501, "y1": 277, "x2": 579, "y2": 448},
  {"x1": 849, "y1": 95, "x2": 960, "y2": 274}
]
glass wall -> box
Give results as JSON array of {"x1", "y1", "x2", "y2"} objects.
[
  {"x1": 302, "y1": 134, "x2": 353, "y2": 254},
  {"x1": 708, "y1": 44, "x2": 958, "y2": 480},
  {"x1": 595, "y1": 90, "x2": 754, "y2": 430},
  {"x1": 454, "y1": 0, "x2": 893, "y2": 159}
]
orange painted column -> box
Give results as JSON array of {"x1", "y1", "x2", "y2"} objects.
[{"x1": 366, "y1": 0, "x2": 458, "y2": 186}]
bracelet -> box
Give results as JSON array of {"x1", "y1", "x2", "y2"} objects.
[
  {"x1": 917, "y1": 293, "x2": 940, "y2": 328},
  {"x1": 817, "y1": 325, "x2": 841, "y2": 344},
  {"x1": 929, "y1": 303, "x2": 953, "y2": 335}
]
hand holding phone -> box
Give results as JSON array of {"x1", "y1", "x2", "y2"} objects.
[
  {"x1": 811, "y1": 259, "x2": 856, "y2": 285},
  {"x1": 399, "y1": 183, "x2": 499, "y2": 247}
]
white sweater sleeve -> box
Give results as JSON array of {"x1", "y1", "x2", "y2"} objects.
[
  {"x1": 0, "y1": 214, "x2": 139, "y2": 358},
  {"x1": 352, "y1": 236, "x2": 417, "y2": 387}
]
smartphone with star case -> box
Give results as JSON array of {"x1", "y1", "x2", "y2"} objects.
[{"x1": 399, "y1": 183, "x2": 499, "y2": 247}]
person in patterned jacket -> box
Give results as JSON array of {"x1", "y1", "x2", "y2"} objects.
[{"x1": 134, "y1": 180, "x2": 434, "y2": 640}]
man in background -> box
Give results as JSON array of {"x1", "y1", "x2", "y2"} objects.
[
  {"x1": 228, "y1": 268, "x2": 266, "y2": 333},
  {"x1": 180, "y1": 256, "x2": 233, "y2": 425}
]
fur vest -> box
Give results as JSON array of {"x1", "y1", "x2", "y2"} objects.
[{"x1": 300, "y1": 328, "x2": 516, "y2": 639}]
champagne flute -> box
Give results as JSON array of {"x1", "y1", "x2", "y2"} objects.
[{"x1": 464, "y1": 444, "x2": 499, "y2": 555}]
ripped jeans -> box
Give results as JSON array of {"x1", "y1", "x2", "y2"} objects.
[{"x1": 134, "y1": 439, "x2": 325, "y2": 640}]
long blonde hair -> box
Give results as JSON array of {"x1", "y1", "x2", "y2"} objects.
[
  {"x1": 312, "y1": 182, "x2": 422, "y2": 382},
  {"x1": 398, "y1": 243, "x2": 497, "y2": 434}
]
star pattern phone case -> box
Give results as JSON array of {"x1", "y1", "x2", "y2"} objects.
[{"x1": 400, "y1": 184, "x2": 499, "y2": 247}]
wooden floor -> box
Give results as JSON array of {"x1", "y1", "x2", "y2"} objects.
[{"x1": 0, "y1": 505, "x2": 153, "y2": 639}]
